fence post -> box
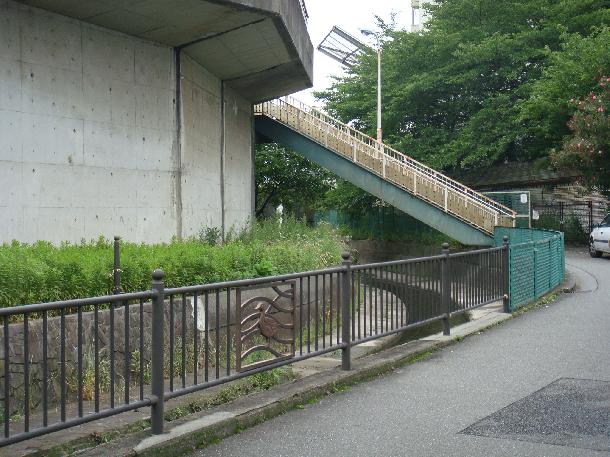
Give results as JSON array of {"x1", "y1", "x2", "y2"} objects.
[
  {"x1": 341, "y1": 252, "x2": 352, "y2": 370},
  {"x1": 588, "y1": 200, "x2": 593, "y2": 234},
  {"x1": 441, "y1": 242, "x2": 451, "y2": 336},
  {"x1": 113, "y1": 236, "x2": 121, "y2": 294},
  {"x1": 502, "y1": 235, "x2": 510, "y2": 313},
  {"x1": 151, "y1": 269, "x2": 165, "y2": 434},
  {"x1": 533, "y1": 247, "x2": 538, "y2": 299}
]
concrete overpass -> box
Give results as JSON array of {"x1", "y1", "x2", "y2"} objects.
[{"x1": 1, "y1": 0, "x2": 313, "y2": 243}]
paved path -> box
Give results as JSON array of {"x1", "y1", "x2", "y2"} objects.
[{"x1": 192, "y1": 248, "x2": 609, "y2": 457}]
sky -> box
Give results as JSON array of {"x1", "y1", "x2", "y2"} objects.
[{"x1": 293, "y1": 0, "x2": 416, "y2": 106}]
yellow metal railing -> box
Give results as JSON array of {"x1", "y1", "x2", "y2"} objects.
[{"x1": 255, "y1": 96, "x2": 516, "y2": 235}]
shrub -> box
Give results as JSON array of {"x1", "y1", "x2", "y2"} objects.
[
  {"x1": 551, "y1": 76, "x2": 610, "y2": 196},
  {"x1": 0, "y1": 219, "x2": 344, "y2": 308}
]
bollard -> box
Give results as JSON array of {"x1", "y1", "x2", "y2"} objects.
[
  {"x1": 150, "y1": 269, "x2": 165, "y2": 434},
  {"x1": 441, "y1": 242, "x2": 451, "y2": 336},
  {"x1": 113, "y1": 236, "x2": 121, "y2": 294},
  {"x1": 502, "y1": 235, "x2": 510, "y2": 313},
  {"x1": 341, "y1": 252, "x2": 352, "y2": 370}
]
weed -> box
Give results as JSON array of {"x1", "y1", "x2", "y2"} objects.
[
  {"x1": 198, "y1": 227, "x2": 222, "y2": 246},
  {"x1": 0, "y1": 218, "x2": 344, "y2": 309},
  {"x1": 328, "y1": 382, "x2": 349, "y2": 394},
  {"x1": 512, "y1": 292, "x2": 559, "y2": 317}
]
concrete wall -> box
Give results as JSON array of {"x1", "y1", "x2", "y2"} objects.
[
  {"x1": 179, "y1": 55, "x2": 253, "y2": 239},
  {"x1": 179, "y1": 55, "x2": 223, "y2": 237},
  {"x1": 0, "y1": 0, "x2": 254, "y2": 244},
  {"x1": 223, "y1": 85, "x2": 254, "y2": 233}
]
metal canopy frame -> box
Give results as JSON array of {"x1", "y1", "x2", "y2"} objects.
[{"x1": 317, "y1": 26, "x2": 370, "y2": 68}]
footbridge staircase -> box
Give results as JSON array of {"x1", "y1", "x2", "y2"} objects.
[{"x1": 254, "y1": 97, "x2": 516, "y2": 246}]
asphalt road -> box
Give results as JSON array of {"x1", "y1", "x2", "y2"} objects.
[{"x1": 194, "y1": 248, "x2": 609, "y2": 457}]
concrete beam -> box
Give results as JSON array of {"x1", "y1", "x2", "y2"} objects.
[{"x1": 16, "y1": 0, "x2": 313, "y2": 102}]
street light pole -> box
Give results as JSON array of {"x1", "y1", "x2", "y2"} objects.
[
  {"x1": 376, "y1": 45, "x2": 382, "y2": 143},
  {"x1": 361, "y1": 29, "x2": 383, "y2": 144}
]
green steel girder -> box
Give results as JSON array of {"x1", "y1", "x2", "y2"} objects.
[{"x1": 255, "y1": 116, "x2": 494, "y2": 246}]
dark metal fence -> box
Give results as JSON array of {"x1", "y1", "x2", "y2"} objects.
[
  {"x1": 532, "y1": 200, "x2": 609, "y2": 243},
  {"x1": 0, "y1": 290, "x2": 157, "y2": 445},
  {"x1": 0, "y1": 243, "x2": 509, "y2": 447}
]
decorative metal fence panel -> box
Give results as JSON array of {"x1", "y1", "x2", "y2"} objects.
[
  {"x1": 494, "y1": 227, "x2": 565, "y2": 311},
  {"x1": 0, "y1": 242, "x2": 521, "y2": 447},
  {"x1": 0, "y1": 291, "x2": 157, "y2": 446}
]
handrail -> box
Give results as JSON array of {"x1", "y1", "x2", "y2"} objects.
[
  {"x1": 266, "y1": 96, "x2": 514, "y2": 217},
  {"x1": 298, "y1": 0, "x2": 309, "y2": 21},
  {"x1": 254, "y1": 96, "x2": 516, "y2": 234}
]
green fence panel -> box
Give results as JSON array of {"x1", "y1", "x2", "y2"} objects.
[
  {"x1": 485, "y1": 191, "x2": 531, "y2": 228},
  {"x1": 494, "y1": 227, "x2": 565, "y2": 311},
  {"x1": 314, "y1": 208, "x2": 439, "y2": 241}
]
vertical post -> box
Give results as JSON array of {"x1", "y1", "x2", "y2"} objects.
[
  {"x1": 151, "y1": 269, "x2": 165, "y2": 434},
  {"x1": 533, "y1": 248, "x2": 538, "y2": 299},
  {"x1": 113, "y1": 236, "x2": 121, "y2": 294},
  {"x1": 588, "y1": 200, "x2": 593, "y2": 234},
  {"x1": 341, "y1": 252, "x2": 352, "y2": 371},
  {"x1": 441, "y1": 243, "x2": 451, "y2": 336},
  {"x1": 559, "y1": 201, "x2": 564, "y2": 233},
  {"x1": 376, "y1": 47, "x2": 382, "y2": 143},
  {"x1": 502, "y1": 236, "x2": 510, "y2": 313}
]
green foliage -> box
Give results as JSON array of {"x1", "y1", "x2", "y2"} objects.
[
  {"x1": 520, "y1": 27, "x2": 610, "y2": 152},
  {"x1": 198, "y1": 226, "x2": 222, "y2": 246},
  {"x1": 315, "y1": 0, "x2": 610, "y2": 172},
  {"x1": 255, "y1": 143, "x2": 334, "y2": 217},
  {"x1": 316, "y1": 208, "x2": 455, "y2": 245},
  {"x1": 550, "y1": 77, "x2": 610, "y2": 196},
  {"x1": 319, "y1": 180, "x2": 378, "y2": 216},
  {"x1": 533, "y1": 211, "x2": 589, "y2": 244},
  {"x1": 0, "y1": 219, "x2": 344, "y2": 308}
]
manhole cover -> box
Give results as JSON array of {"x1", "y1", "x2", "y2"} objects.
[{"x1": 461, "y1": 378, "x2": 610, "y2": 452}]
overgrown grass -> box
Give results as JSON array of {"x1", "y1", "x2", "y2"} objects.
[{"x1": 0, "y1": 218, "x2": 345, "y2": 308}]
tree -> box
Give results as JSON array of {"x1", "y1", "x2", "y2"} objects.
[
  {"x1": 519, "y1": 26, "x2": 610, "y2": 154},
  {"x1": 319, "y1": 180, "x2": 379, "y2": 216},
  {"x1": 551, "y1": 77, "x2": 610, "y2": 196},
  {"x1": 315, "y1": 0, "x2": 610, "y2": 172},
  {"x1": 255, "y1": 144, "x2": 333, "y2": 217}
]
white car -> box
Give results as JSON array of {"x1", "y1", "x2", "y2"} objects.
[{"x1": 590, "y1": 214, "x2": 610, "y2": 258}]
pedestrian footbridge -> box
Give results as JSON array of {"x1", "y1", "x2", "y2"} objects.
[{"x1": 254, "y1": 97, "x2": 516, "y2": 246}]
